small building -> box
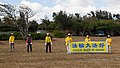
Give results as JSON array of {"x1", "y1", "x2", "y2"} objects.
[{"x1": 36, "y1": 30, "x2": 48, "y2": 34}]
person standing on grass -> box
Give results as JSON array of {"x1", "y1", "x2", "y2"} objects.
[
  {"x1": 84, "y1": 35, "x2": 91, "y2": 42},
  {"x1": 45, "y1": 33, "x2": 52, "y2": 53},
  {"x1": 26, "y1": 34, "x2": 32, "y2": 52},
  {"x1": 9, "y1": 33, "x2": 15, "y2": 52},
  {"x1": 65, "y1": 33, "x2": 72, "y2": 53},
  {"x1": 106, "y1": 35, "x2": 112, "y2": 53},
  {"x1": 84, "y1": 35, "x2": 91, "y2": 48}
]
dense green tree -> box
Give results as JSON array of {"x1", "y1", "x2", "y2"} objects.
[
  {"x1": 39, "y1": 10, "x2": 120, "y2": 36},
  {"x1": 0, "y1": 18, "x2": 3, "y2": 25},
  {"x1": 2, "y1": 17, "x2": 14, "y2": 25},
  {"x1": 52, "y1": 11, "x2": 73, "y2": 30},
  {"x1": 48, "y1": 22, "x2": 57, "y2": 30},
  {"x1": 29, "y1": 20, "x2": 38, "y2": 32},
  {"x1": 89, "y1": 10, "x2": 113, "y2": 20},
  {"x1": 41, "y1": 19, "x2": 50, "y2": 30}
]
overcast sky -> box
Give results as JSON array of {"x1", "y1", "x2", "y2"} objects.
[{"x1": 0, "y1": 0, "x2": 120, "y2": 23}]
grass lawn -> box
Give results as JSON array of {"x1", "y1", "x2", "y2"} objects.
[{"x1": 0, "y1": 36, "x2": 120, "y2": 68}]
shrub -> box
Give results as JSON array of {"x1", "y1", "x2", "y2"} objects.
[
  {"x1": 53, "y1": 30, "x2": 65, "y2": 38},
  {"x1": 30, "y1": 33, "x2": 46, "y2": 40},
  {"x1": 0, "y1": 32, "x2": 46, "y2": 40},
  {"x1": 0, "y1": 34, "x2": 9, "y2": 40},
  {"x1": 13, "y1": 32, "x2": 23, "y2": 40}
]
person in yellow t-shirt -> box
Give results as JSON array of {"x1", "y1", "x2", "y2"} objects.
[
  {"x1": 84, "y1": 35, "x2": 91, "y2": 42},
  {"x1": 65, "y1": 33, "x2": 72, "y2": 53},
  {"x1": 9, "y1": 33, "x2": 15, "y2": 52},
  {"x1": 45, "y1": 33, "x2": 52, "y2": 53},
  {"x1": 84, "y1": 35, "x2": 91, "y2": 48},
  {"x1": 106, "y1": 35, "x2": 112, "y2": 53}
]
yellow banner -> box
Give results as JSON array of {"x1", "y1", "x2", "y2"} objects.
[{"x1": 69, "y1": 41, "x2": 108, "y2": 53}]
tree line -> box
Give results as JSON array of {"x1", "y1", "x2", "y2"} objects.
[
  {"x1": 0, "y1": 3, "x2": 120, "y2": 38},
  {"x1": 0, "y1": 17, "x2": 38, "y2": 32},
  {"x1": 39, "y1": 10, "x2": 120, "y2": 36}
]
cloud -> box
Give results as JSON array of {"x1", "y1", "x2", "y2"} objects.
[
  {"x1": 54, "y1": 0, "x2": 120, "y2": 15},
  {"x1": 104, "y1": 0, "x2": 120, "y2": 14},
  {"x1": 0, "y1": 2, "x2": 3, "y2": 4},
  {"x1": 19, "y1": 0, "x2": 99, "y2": 24},
  {"x1": 106, "y1": 0, "x2": 120, "y2": 7},
  {"x1": 1, "y1": 0, "x2": 120, "y2": 24},
  {"x1": 51, "y1": 0, "x2": 97, "y2": 16},
  {"x1": 20, "y1": 0, "x2": 52, "y2": 23}
]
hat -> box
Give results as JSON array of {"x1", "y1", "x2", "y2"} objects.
[
  {"x1": 107, "y1": 35, "x2": 110, "y2": 38},
  {"x1": 47, "y1": 33, "x2": 50, "y2": 35},
  {"x1": 28, "y1": 34, "x2": 31, "y2": 36},
  {"x1": 68, "y1": 33, "x2": 71, "y2": 36},
  {"x1": 11, "y1": 33, "x2": 13, "y2": 35},
  {"x1": 86, "y1": 35, "x2": 89, "y2": 38}
]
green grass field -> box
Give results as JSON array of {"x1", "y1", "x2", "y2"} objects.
[{"x1": 0, "y1": 36, "x2": 120, "y2": 68}]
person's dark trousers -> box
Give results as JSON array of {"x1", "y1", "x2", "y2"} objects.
[
  {"x1": 46, "y1": 43, "x2": 51, "y2": 53},
  {"x1": 10, "y1": 43, "x2": 15, "y2": 52},
  {"x1": 27, "y1": 44, "x2": 32, "y2": 52}
]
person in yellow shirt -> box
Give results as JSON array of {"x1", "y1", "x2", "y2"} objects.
[
  {"x1": 9, "y1": 33, "x2": 15, "y2": 52},
  {"x1": 84, "y1": 35, "x2": 91, "y2": 48},
  {"x1": 65, "y1": 33, "x2": 72, "y2": 53},
  {"x1": 84, "y1": 35, "x2": 91, "y2": 42},
  {"x1": 106, "y1": 35, "x2": 112, "y2": 53},
  {"x1": 45, "y1": 33, "x2": 52, "y2": 53}
]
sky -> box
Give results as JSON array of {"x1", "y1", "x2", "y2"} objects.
[{"x1": 0, "y1": 0, "x2": 120, "y2": 23}]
